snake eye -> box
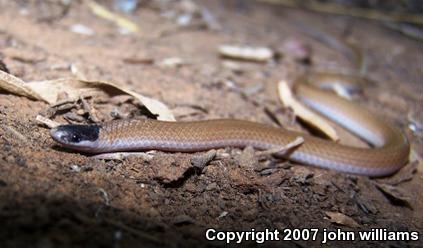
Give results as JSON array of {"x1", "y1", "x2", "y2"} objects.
[
  {"x1": 50, "y1": 124, "x2": 100, "y2": 145},
  {"x1": 70, "y1": 134, "x2": 82, "y2": 143}
]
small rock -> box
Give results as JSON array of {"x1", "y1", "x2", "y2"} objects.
[
  {"x1": 70, "y1": 24, "x2": 94, "y2": 36},
  {"x1": 205, "y1": 182, "x2": 217, "y2": 191},
  {"x1": 217, "y1": 211, "x2": 228, "y2": 219},
  {"x1": 15, "y1": 156, "x2": 27, "y2": 167},
  {"x1": 325, "y1": 211, "x2": 360, "y2": 228},
  {"x1": 159, "y1": 57, "x2": 186, "y2": 68},
  {"x1": 236, "y1": 146, "x2": 258, "y2": 169},
  {"x1": 177, "y1": 14, "x2": 192, "y2": 26},
  {"x1": 70, "y1": 164, "x2": 81, "y2": 172}
]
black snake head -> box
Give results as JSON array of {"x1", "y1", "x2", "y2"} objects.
[{"x1": 50, "y1": 124, "x2": 100, "y2": 152}]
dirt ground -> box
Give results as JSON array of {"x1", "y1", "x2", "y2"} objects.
[{"x1": 0, "y1": 0, "x2": 422, "y2": 247}]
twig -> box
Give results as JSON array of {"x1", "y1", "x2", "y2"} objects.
[
  {"x1": 80, "y1": 95, "x2": 100, "y2": 123},
  {"x1": 256, "y1": 136, "x2": 304, "y2": 157},
  {"x1": 36, "y1": 115, "x2": 60, "y2": 128},
  {"x1": 93, "y1": 152, "x2": 154, "y2": 160},
  {"x1": 50, "y1": 98, "x2": 76, "y2": 108}
]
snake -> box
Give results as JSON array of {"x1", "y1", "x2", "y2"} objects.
[{"x1": 50, "y1": 74, "x2": 410, "y2": 177}]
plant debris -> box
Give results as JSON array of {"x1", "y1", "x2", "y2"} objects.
[
  {"x1": 218, "y1": 45, "x2": 274, "y2": 62},
  {"x1": 325, "y1": 211, "x2": 360, "y2": 228}
]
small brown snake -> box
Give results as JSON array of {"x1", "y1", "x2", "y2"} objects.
[{"x1": 50, "y1": 75, "x2": 410, "y2": 177}]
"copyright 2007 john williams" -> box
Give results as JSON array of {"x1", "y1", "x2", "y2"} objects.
[{"x1": 205, "y1": 228, "x2": 420, "y2": 244}]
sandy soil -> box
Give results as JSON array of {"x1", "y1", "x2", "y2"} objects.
[{"x1": 0, "y1": 1, "x2": 422, "y2": 247}]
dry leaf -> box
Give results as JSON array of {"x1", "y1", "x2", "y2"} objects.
[
  {"x1": 278, "y1": 79, "x2": 339, "y2": 141},
  {"x1": 378, "y1": 160, "x2": 417, "y2": 186},
  {"x1": 0, "y1": 70, "x2": 175, "y2": 121},
  {"x1": 325, "y1": 211, "x2": 360, "y2": 228},
  {"x1": 0, "y1": 70, "x2": 43, "y2": 101},
  {"x1": 218, "y1": 45, "x2": 274, "y2": 62},
  {"x1": 375, "y1": 183, "x2": 412, "y2": 209}
]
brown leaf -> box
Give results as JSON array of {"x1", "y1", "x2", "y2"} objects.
[
  {"x1": 375, "y1": 183, "x2": 413, "y2": 209},
  {"x1": 377, "y1": 160, "x2": 417, "y2": 186},
  {"x1": 0, "y1": 70, "x2": 43, "y2": 101},
  {"x1": 325, "y1": 211, "x2": 360, "y2": 228},
  {"x1": 0, "y1": 70, "x2": 175, "y2": 121}
]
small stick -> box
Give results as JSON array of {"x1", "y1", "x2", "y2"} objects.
[
  {"x1": 256, "y1": 136, "x2": 304, "y2": 157},
  {"x1": 36, "y1": 115, "x2": 60, "y2": 128},
  {"x1": 80, "y1": 95, "x2": 100, "y2": 123}
]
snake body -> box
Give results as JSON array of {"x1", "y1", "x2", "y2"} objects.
[{"x1": 50, "y1": 81, "x2": 410, "y2": 177}]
